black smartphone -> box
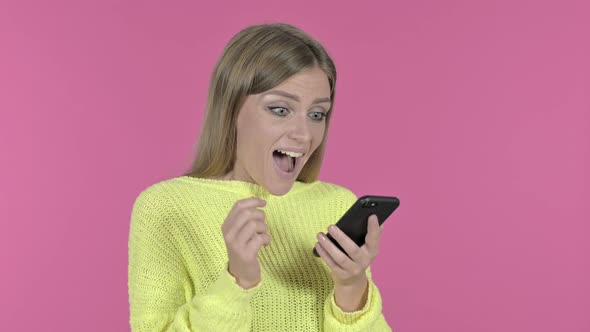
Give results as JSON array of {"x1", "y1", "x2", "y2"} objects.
[{"x1": 313, "y1": 195, "x2": 400, "y2": 257}]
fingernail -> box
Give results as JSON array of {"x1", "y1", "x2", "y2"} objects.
[
  {"x1": 328, "y1": 225, "x2": 336, "y2": 233},
  {"x1": 317, "y1": 233, "x2": 325, "y2": 241}
]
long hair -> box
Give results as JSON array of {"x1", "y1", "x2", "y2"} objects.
[{"x1": 183, "y1": 23, "x2": 337, "y2": 182}]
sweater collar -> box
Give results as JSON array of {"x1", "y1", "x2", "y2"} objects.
[{"x1": 178, "y1": 176, "x2": 314, "y2": 199}]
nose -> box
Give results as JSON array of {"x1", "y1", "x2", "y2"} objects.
[{"x1": 287, "y1": 113, "x2": 313, "y2": 144}]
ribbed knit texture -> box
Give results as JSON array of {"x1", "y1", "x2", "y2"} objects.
[{"x1": 128, "y1": 176, "x2": 392, "y2": 331}]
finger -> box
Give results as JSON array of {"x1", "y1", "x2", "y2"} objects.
[
  {"x1": 327, "y1": 225, "x2": 364, "y2": 262},
  {"x1": 314, "y1": 241, "x2": 346, "y2": 275},
  {"x1": 237, "y1": 197, "x2": 267, "y2": 209},
  {"x1": 261, "y1": 233, "x2": 271, "y2": 246},
  {"x1": 364, "y1": 215, "x2": 381, "y2": 256},
  {"x1": 236, "y1": 220, "x2": 268, "y2": 246},
  {"x1": 234, "y1": 209, "x2": 266, "y2": 233},
  {"x1": 223, "y1": 197, "x2": 266, "y2": 234},
  {"x1": 317, "y1": 232, "x2": 357, "y2": 271},
  {"x1": 246, "y1": 233, "x2": 271, "y2": 252},
  {"x1": 226, "y1": 208, "x2": 266, "y2": 240},
  {"x1": 227, "y1": 197, "x2": 266, "y2": 221}
]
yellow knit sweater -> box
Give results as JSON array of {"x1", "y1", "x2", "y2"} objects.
[{"x1": 128, "y1": 176, "x2": 392, "y2": 331}]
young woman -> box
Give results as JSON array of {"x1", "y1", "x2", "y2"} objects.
[{"x1": 128, "y1": 23, "x2": 392, "y2": 331}]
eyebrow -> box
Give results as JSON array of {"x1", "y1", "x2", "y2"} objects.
[{"x1": 262, "y1": 90, "x2": 331, "y2": 105}]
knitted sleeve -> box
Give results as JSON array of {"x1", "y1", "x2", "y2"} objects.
[
  {"x1": 323, "y1": 267, "x2": 392, "y2": 331},
  {"x1": 128, "y1": 189, "x2": 260, "y2": 332}
]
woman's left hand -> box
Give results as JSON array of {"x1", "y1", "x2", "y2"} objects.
[{"x1": 314, "y1": 214, "x2": 382, "y2": 287}]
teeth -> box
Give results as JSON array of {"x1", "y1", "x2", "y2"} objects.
[{"x1": 277, "y1": 150, "x2": 303, "y2": 158}]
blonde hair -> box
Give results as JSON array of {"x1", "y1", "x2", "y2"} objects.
[{"x1": 183, "y1": 23, "x2": 337, "y2": 182}]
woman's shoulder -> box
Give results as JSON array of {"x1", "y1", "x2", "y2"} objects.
[
  {"x1": 131, "y1": 175, "x2": 234, "y2": 216},
  {"x1": 132, "y1": 176, "x2": 184, "y2": 204},
  {"x1": 130, "y1": 176, "x2": 215, "y2": 239},
  {"x1": 130, "y1": 176, "x2": 199, "y2": 220}
]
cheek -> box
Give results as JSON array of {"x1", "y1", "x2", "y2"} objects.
[
  {"x1": 236, "y1": 116, "x2": 262, "y2": 158},
  {"x1": 238, "y1": 115, "x2": 276, "y2": 158},
  {"x1": 311, "y1": 123, "x2": 327, "y2": 148}
]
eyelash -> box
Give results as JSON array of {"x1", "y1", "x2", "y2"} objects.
[{"x1": 268, "y1": 106, "x2": 327, "y2": 121}]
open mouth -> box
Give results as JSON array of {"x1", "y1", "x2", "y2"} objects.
[
  {"x1": 272, "y1": 150, "x2": 304, "y2": 176},
  {"x1": 272, "y1": 150, "x2": 297, "y2": 174}
]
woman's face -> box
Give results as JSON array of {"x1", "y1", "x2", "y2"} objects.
[{"x1": 228, "y1": 66, "x2": 332, "y2": 196}]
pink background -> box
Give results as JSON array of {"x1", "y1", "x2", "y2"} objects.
[{"x1": 2, "y1": 0, "x2": 589, "y2": 331}]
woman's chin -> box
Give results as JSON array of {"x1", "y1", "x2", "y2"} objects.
[
  {"x1": 258, "y1": 171, "x2": 297, "y2": 196},
  {"x1": 264, "y1": 159, "x2": 301, "y2": 195},
  {"x1": 265, "y1": 179, "x2": 294, "y2": 196}
]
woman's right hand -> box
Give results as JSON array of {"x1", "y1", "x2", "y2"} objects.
[{"x1": 221, "y1": 197, "x2": 270, "y2": 289}]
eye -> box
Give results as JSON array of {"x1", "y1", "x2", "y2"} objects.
[
  {"x1": 268, "y1": 106, "x2": 290, "y2": 117},
  {"x1": 309, "y1": 112, "x2": 327, "y2": 121}
]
